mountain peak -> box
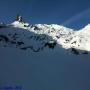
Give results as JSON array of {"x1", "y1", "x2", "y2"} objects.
[{"x1": 0, "y1": 17, "x2": 90, "y2": 55}]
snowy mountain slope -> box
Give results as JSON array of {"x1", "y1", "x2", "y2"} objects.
[
  {"x1": 0, "y1": 20, "x2": 89, "y2": 54},
  {"x1": 1, "y1": 20, "x2": 90, "y2": 90},
  {"x1": 0, "y1": 24, "x2": 57, "y2": 52}
]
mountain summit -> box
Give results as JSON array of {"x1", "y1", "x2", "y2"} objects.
[{"x1": 0, "y1": 16, "x2": 90, "y2": 55}]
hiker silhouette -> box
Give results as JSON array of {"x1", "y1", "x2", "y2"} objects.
[{"x1": 15, "y1": 15, "x2": 23, "y2": 22}]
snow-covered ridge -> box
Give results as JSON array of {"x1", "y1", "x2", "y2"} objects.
[
  {"x1": 11, "y1": 21, "x2": 90, "y2": 49},
  {"x1": 0, "y1": 20, "x2": 90, "y2": 54}
]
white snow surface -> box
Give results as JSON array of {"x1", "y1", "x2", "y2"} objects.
[
  {"x1": 0, "y1": 21, "x2": 90, "y2": 90},
  {"x1": 11, "y1": 21, "x2": 90, "y2": 51}
]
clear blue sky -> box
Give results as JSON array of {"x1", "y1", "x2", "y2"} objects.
[{"x1": 0, "y1": 0, "x2": 90, "y2": 29}]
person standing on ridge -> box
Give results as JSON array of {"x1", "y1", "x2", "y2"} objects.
[
  {"x1": 15, "y1": 15, "x2": 23, "y2": 22},
  {"x1": 14, "y1": 14, "x2": 30, "y2": 27}
]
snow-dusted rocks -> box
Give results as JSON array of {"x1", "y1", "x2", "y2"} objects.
[
  {"x1": 0, "y1": 19, "x2": 90, "y2": 55},
  {"x1": 11, "y1": 21, "x2": 30, "y2": 28}
]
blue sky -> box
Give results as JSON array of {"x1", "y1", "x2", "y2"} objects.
[{"x1": 0, "y1": 0, "x2": 90, "y2": 29}]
